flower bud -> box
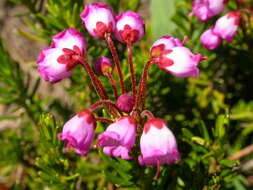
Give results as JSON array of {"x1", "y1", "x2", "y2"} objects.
[
  {"x1": 200, "y1": 28, "x2": 222, "y2": 50},
  {"x1": 115, "y1": 11, "x2": 145, "y2": 43},
  {"x1": 80, "y1": 2, "x2": 116, "y2": 39},
  {"x1": 157, "y1": 47, "x2": 206, "y2": 78},
  {"x1": 37, "y1": 48, "x2": 75, "y2": 83},
  {"x1": 97, "y1": 116, "x2": 136, "y2": 160},
  {"x1": 138, "y1": 118, "x2": 180, "y2": 166},
  {"x1": 51, "y1": 28, "x2": 86, "y2": 55},
  {"x1": 213, "y1": 11, "x2": 240, "y2": 43},
  {"x1": 150, "y1": 36, "x2": 183, "y2": 59},
  {"x1": 191, "y1": 0, "x2": 226, "y2": 22},
  {"x1": 116, "y1": 93, "x2": 135, "y2": 113},
  {"x1": 58, "y1": 110, "x2": 96, "y2": 156},
  {"x1": 94, "y1": 56, "x2": 113, "y2": 75}
]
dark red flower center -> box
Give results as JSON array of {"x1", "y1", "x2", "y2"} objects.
[
  {"x1": 119, "y1": 24, "x2": 139, "y2": 43},
  {"x1": 157, "y1": 50, "x2": 174, "y2": 70},
  {"x1": 150, "y1": 44, "x2": 165, "y2": 58},
  {"x1": 57, "y1": 45, "x2": 83, "y2": 71},
  {"x1": 94, "y1": 21, "x2": 113, "y2": 39}
]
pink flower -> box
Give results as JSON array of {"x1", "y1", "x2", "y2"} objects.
[
  {"x1": 115, "y1": 11, "x2": 145, "y2": 43},
  {"x1": 97, "y1": 116, "x2": 136, "y2": 160},
  {"x1": 94, "y1": 56, "x2": 113, "y2": 75},
  {"x1": 191, "y1": 0, "x2": 226, "y2": 22},
  {"x1": 58, "y1": 110, "x2": 96, "y2": 156},
  {"x1": 200, "y1": 28, "x2": 222, "y2": 50},
  {"x1": 150, "y1": 36, "x2": 183, "y2": 59},
  {"x1": 80, "y1": 2, "x2": 116, "y2": 39},
  {"x1": 37, "y1": 48, "x2": 75, "y2": 83},
  {"x1": 157, "y1": 47, "x2": 206, "y2": 78},
  {"x1": 213, "y1": 11, "x2": 240, "y2": 43},
  {"x1": 138, "y1": 118, "x2": 180, "y2": 167},
  {"x1": 116, "y1": 93, "x2": 135, "y2": 113},
  {"x1": 37, "y1": 29, "x2": 86, "y2": 83},
  {"x1": 51, "y1": 28, "x2": 86, "y2": 55}
]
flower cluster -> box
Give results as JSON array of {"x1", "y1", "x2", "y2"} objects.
[
  {"x1": 190, "y1": 0, "x2": 241, "y2": 50},
  {"x1": 37, "y1": 2, "x2": 207, "y2": 177}
]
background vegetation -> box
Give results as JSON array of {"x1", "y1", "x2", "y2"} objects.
[{"x1": 0, "y1": 0, "x2": 253, "y2": 189}]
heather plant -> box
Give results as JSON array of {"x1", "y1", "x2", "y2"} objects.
[{"x1": 0, "y1": 0, "x2": 253, "y2": 190}]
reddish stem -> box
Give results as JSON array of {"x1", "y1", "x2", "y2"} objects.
[
  {"x1": 141, "y1": 110, "x2": 155, "y2": 120},
  {"x1": 153, "y1": 160, "x2": 161, "y2": 180},
  {"x1": 78, "y1": 57, "x2": 108, "y2": 100},
  {"x1": 89, "y1": 100, "x2": 122, "y2": 116},
  {"x1": 96, "y1": 117, "x2": 114, "y2": 123},
  {"x1": 135, "y1": 60, "x2": 154, "y2": 110},
  {"x1": 127, "y1": 42, "x2": 136, "y2": 99},
  {"x1": 105, "y1": 33, "x2": 125, "y2": 94},
  {"x1": 106, "y1": 72, "x2": 119, "y2": 99},
  {"x1": 78, "y1": 57, "x2": 120, "y2": 117}
]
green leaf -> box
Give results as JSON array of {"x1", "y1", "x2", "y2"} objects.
[
  {"x1": 100, "y1": 152, "x2": 137, "y2": 188},
  {"x1": 191, "y1": 136, "x2": 206, "y2": 146},
  {"x1": 150, "y1": 0, "x2": 176, "y2": 39},
  {"x1": 199, "y1": 120, "x2": 210, "y2": 141},
  {"x1": 214, "y1": 115, "x2": 227, "y2": 139},
  {"x1": 182, "y1": 128, "x2": 194, "y2": 139}
]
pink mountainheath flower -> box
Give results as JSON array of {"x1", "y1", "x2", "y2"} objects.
[
  {"x1": 191, "y1": 0, "x2": 227, "y2": 22},
  {"x1": 116, "y1": 93, "x2": 135, "y2": 113},
  {"x1": 37, "y1": 47, "x2": 75, "y2": 83},
  {"x1": 157, "y1": 46, "x2": 206, "y2": 78},
  {"x1": 115, "y1": 11, "x2": 145, "y2": 43},
  {"x1": 150, "y1": 36, "x2": 183, "y2": 59},
  {"x1": 94, "y1": 56, "x2": 113, "y2": 75},
  {"x1": 200, "y1": 28, "x2": 222, "y2": 50},
  {"x1": 138, "y1": 118, "x2": 180, "y2": 166},
  {"x1": 58, "y1": 110, "x2": 96, "y2": 156},
  {"x1": 80, "y1": 2, "x2": 116, "y2": 39},
  {"x1": 97, "y1": 116, "x2": 136, "y2": 160},
  {"x1": 213, "y1": 11, "x2": 240, "y2": 43},
  {"x1": 37, "y1": 28, "x2": 86, "y2": 83},
  {"x1": 51, "y1": 28, "x2": 86, "y2": 55}
]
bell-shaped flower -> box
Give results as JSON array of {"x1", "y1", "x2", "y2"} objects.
[
  {"x1": 51, "y1": 28, "x2": 86, "y2": 55},
  {"x1": 150, "y1": 36, "x2": 183, "y2": 59},
  {"x1": 115, "y1": 11, "x2": 145, "y2": 43},
  {"x1": 200, "y1": 28, "x2": 222, "y2": 50},
  {"x1": 191, "y1": 0, "x2": 226, "y2": 22},
  {"x1": 94, "y1": 56, "x2": 113, "y2": 75},
  {"x1": 157, "y1": 46, "x2": 206, "y2": 78},
  {"x1": 138, "y1": 118, "x2": 180, "y2": 167},
  {"x1": 80, "y1": 2, "x2": 116, "y2": 39},
  {"x1": 58, "y1": 110, "x2": 96, "y2": 156},
  {"x1": 97, "y1": 116, "x2": 136, "y2": 160},
  {"x1": 37, "y1": 28, "x2": 86, "y2": 83},
  {"x1": 37, "y1": 47, "x2": 76, "y2": 83},
  {"x1": 213, "y1": 11, "x2": 240, "y2": 43}
]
